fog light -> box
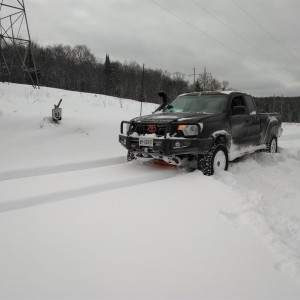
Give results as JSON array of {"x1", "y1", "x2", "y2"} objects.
[{"x1": 173, "y1": 140, "x2": 191, "y2": 148}]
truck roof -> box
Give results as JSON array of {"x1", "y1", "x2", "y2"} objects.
[{"x1": 178, "y1": 90, "x2": 245, "y2": 97}]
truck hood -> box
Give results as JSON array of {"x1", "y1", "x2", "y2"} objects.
[{"x1": 134, "y1": 112, "x2": 221, "y2": 123}]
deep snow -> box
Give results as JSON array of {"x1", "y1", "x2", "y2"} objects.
[{"x1": 0, "y1": 82, "x2": 300, "y2": 300}]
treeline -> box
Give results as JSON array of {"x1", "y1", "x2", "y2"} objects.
[
  {"x1": 255, "y1": 96, "x2": 300, "y2": 123},
  {"x1": 2, "y1": 43, "x2": 190, "y2": 104},
  {"x1": 1, "y1": 43, "x2": 230, "y2": 104}
]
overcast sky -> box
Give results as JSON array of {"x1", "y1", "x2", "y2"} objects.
[{"x1": 23, "y1": 0, "x2": 300, "y2": 97}]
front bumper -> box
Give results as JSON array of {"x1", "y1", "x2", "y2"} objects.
[{"x1": 119, "y1": 134, "x2": 214, "y2": 157}]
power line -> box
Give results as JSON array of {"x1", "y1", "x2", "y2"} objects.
[
  {"x1": 190, "y1": 0, "x2": 293, "y2": 75},
  {"x1": 150, "y1": 0, "x2": 283, "y2": 82},
  {"x1": 253, "y1": 0, "x2": 300, "y2": 51},
  {"x1": 231, "y1": 0, "x2": 300, "y2": 63}
]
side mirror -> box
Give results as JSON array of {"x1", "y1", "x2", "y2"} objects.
[{"x1": 232, "y1": 105, "x2": 247, "y2": 115}]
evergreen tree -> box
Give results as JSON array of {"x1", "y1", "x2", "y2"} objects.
[
  {"x1": 104, "y1": 54, "x2": 112, "y2": 95},
  {"x1": 103, "y1": 54, "x2": 117, "y2": 96}
]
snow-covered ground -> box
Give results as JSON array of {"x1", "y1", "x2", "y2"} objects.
[{"x1": 1, "y1": 82, "x2": 300, "y2": 300}]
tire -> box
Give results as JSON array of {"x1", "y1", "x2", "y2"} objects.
[
  {"x1": 266, "y1": 136, "x2": 277, "y2": 153},
  {"x1": 197, "y1": 144, "x2": 228, "y2": 176}
]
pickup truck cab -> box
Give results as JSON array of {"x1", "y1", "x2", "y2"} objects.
[{"x1": 119, "y1": 91, "x2": 282, "y2": 175}]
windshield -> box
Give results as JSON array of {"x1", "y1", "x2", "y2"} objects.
[{"x1": 164, "y1": 94, "x2": 227, "y2": 114}]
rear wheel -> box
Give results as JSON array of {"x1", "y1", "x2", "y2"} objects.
[
  {"x1": 198, "y1": 144, "x2": 228, "y2": 176},
  {"x1": 266, "y1": 136, "x2": 277, "y2": 153}
]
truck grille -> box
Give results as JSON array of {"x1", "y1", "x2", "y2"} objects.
[{"x1": 134, "y1": 124, "x2": 167, "y2": 137}]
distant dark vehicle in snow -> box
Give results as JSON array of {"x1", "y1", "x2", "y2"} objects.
[{"x1": 119, "y1": 91, "x2": 282, "y2": 175}]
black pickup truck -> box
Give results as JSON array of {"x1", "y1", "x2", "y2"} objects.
[{"x1": 119, "y1": 91, "x2": 282, "y2": 175}]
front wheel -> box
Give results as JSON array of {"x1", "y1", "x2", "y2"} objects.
[
  {"x1": 198, "y1": 144, "x2": 228, "y2": 176},
  {"x1": 266, "y1": 136, "x2": 277, "y2": 153}
]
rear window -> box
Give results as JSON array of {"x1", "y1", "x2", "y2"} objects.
[{"x1": 244, "y1": 95, "x2": 256, "y2": 114}]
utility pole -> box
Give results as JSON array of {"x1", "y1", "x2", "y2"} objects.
[
  {"x1": 203, "y1": 67, "x2": 211, "y2": 91},
  {"x1": 193, "y1": 67, "x2": 196, "y2": 85},
  {"x1": 140, "y1": 63, "x2": 145, "y2": 117},
  {"x1": 141, "y1": 63, "x2": 145, "y2": 100},
  {"x1": 281, "y1": 94, "x2": 283, "y2": 118},
  {"x1": 203, "y1": 67, "x2": 206, "y2": 90},
  {"x1": 188, "y1": 67, "x2": 201, "y2": 89}
]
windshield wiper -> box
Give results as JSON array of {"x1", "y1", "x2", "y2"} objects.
[{"x1": 164, "y1": 105, "x2": 173, "y2": 112}]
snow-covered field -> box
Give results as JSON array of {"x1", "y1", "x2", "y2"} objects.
[{"x1": 1, "y1": 82, "x2": 300, "y2": 300}]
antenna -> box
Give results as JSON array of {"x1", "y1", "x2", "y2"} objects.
[
  {"x1": 0, "y1": 0, "x2": 40, "y2": 87},
  {"x1": 140, "y1": 63, "x2": 145, "y2": 117}
]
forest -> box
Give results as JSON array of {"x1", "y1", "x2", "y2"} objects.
[{"x1": 1, "y1": 42, "x2": 299, "y2": 122}]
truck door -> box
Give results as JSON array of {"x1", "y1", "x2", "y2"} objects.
[
  {"x1": 230, "y1": 95, "x2": 250, "y2": 145},
  {"x1": 244, "y1": 95, "x2": 260, "y2": 145}
]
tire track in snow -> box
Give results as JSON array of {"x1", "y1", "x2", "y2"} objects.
[
  {"x1": 0, "y1": 156, "x2": 126, "y2": 181},
  {"x1": 218, "y1": 152, "x2": 300, "y2": 282},
  {"x1": 0, "y1": 169, "x2": 178, "y2": 213}
]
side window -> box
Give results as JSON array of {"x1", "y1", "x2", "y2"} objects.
[
  {"x1": 231, "y1": 96, "x2": 246, "y2": 111},
  {"x1": 244, "y1": 95, "x2": 256, "y2": 114}
]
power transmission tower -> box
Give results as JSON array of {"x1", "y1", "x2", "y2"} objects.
[
  {"x1": 0, "y1": 0, "x2": 40, "y2": 87},
  {"x1": 188, "y1": 67, "x2": 201, "y2": 85},
  {"x1": 188, "y1": 67, "x2": 212, "y2": 91}
]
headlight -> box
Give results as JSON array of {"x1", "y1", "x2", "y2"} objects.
[
  {"x1": 177, "y1": 123, "x2": 203, "y2": 136},
  {"x1": 121, "y1": 122, "x2": 131, "y2": 134}
]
